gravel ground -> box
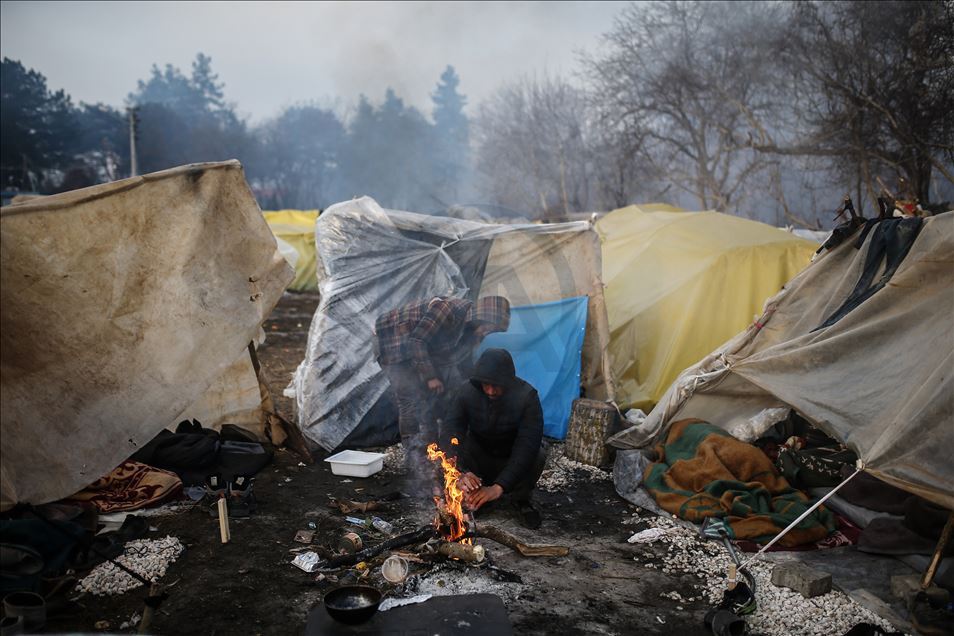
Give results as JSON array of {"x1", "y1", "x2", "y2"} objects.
[
  {"x1": 537, "y1": 443, "x2": 613, "y2": 492},
  {"x1": 628, "y1": 514, "x2": 903, "y2": 636},
  {"x1": 75, "y1": 536, "x2": 185, "y2": 596}
]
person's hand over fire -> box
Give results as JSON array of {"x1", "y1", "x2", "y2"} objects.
[
  {"x1": 465, "y1": 484, "x2": 503, "y2": 510},
  {"x1": 459, "y1": 472, "x2": 482, "y2": 493},
  {"x1": 427, "y1": 378, "x2": 444, "y2": 394}
]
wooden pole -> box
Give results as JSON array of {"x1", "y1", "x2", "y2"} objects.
[
  {"x1": 921, "y1": 510, "x2": 954, "y2": 589},
  {"x1": 137, "y1": 584, "x2": 162, "y2": 634},
  {"x1": 247, "y1": 341, "x2": 312, "y2": 461},
  {"x1": 217, "y1": 496, "x2": 230, "y2": 544}
]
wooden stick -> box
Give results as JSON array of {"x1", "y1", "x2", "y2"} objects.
[
  {"x1": 137, "y1": 583, "x2": 163, "y2": 634},
  {"x1": 437, "y1": 542, "x2": 486, "y2": 562},
  {"x1": 217, "y1": 497, "x2": 230, "y2": 544},
  {"x1": 921, "y1": 510, "x2": 954, "y2": 589},
  {"x1": 475, "y1": 525, "x2": 569, "y2": 557},
  {"x1": 314, "y1": 526, "x2": 436, "y2": 570},
  {"x1": 249, "y1": 341, "x2": 314, "y2": 463}
]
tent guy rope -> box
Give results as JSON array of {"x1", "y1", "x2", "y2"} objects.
[{"x1": 739, "y1": 465, "x2": 863, "y2": 571}]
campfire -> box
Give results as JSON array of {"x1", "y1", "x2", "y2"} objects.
[
  {"x1": 307, "y1": 441, "x2": 568, "y2": 573},
  {"x1": 426, "y1": 439, "x2": 472, "y2": 545}
]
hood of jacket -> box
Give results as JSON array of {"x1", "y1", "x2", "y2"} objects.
[
  {"x1": 465, "y1": 296, "x2": 510, "y2": 334},
  {"x1": 470, "y1": 348, "x2": 517, "y2": 388}
]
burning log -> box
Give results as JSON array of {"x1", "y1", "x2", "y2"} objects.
[
  {"x1": 475, "y1": 525, "x2": 569, "y2": 558},
  {"x1": 313, "y1": 525, "x2": 436, "y2": 570},
  {"x1": 426, "y1": 443, "x2": 468, "y2": 541},
  {"x1": 437, "y1": 541, "x2": 486, "y2": 563}
]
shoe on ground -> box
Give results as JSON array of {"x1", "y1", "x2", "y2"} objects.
[
  {"x1": 228, "y1": 477, "x2": 256, "y2": 518},
  {"x1": 909, "y1": 590, "x2": 954, "y2": 636},
  {"x1": 471, "y1": 496, "x2": 504, "y2": 518},
  {"x1": 515, "y1": 501, "x2": 542, "y2": 529}
]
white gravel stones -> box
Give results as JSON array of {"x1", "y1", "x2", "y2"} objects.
[
  {"x1": 381, "y1": 444, "x2": 407, "y2": 475},
  {"x1": 627, "y1": 527, "x2": 677, "y2": 544},
  {"x1": 75, "y1": 536, "x2": 185, "y2": 596},
  {"x1": 538, "y1": 445, "x2": 612, "y2": 492},
  {"x1": 632, "y1": 516, "x2": 900, "y2": 636}
]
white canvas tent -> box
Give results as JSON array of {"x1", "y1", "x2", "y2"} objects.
[
  {"x1": 292, "y1": 196, "x2": 614, "y2": 451},
  {"x1": 610, "y1": 212, "x2": 954, "y2": 510},
  {"x1": 0, "y1": 161, "x2": 294, "y2": 509}
]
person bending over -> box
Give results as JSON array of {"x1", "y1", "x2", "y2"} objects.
[{"x1": 375, "y1": 296, "x2": 510, "y2": 492}]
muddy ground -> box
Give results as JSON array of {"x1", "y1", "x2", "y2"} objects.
[{"x1": 45, "y1": 290, "x2": 714, "y2": 635}]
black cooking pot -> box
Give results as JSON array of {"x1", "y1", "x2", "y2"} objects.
[{"x1": 323, "y1": 586, "x2": 382, "y2": 624}]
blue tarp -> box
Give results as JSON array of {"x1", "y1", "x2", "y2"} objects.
[{"x1": 477, "y1": 296, "x2": 588, "y2": 439}]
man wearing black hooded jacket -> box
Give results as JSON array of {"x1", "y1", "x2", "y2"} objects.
[{"x1": 442, "y1": 348, "x2": 546, "y2": 529}]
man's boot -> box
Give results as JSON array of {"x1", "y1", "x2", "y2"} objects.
[{"x1": 514, "y1": 499, "x2": 542, "y2": 529}]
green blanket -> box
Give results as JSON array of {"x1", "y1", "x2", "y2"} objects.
[{"x1": 644, "y1": 419, "x2": 835, "y2": 546}]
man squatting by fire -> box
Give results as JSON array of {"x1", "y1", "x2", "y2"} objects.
[
  {"x1": 374, "y1": 296, "x2": 511, "y2": 493},
  {"x1": 442, "y1": 348, "x2": 546, "y2": 530}
]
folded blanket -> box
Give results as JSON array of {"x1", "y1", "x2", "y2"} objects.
[
  {"x1": 69, "y1": 460, "x2": 182, "y2": 512},
  {"x1": 644, "y1": 419, "x2": 835, "y2": 546}
]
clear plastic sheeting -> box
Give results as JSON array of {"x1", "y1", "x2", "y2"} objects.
[{"x1": 292, "y1": 196, "x2": 613, "y2": 451}]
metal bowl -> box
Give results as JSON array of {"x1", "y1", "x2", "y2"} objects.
[{"x1": 323, "y1": 585, "x2": 382, "y2": 624}]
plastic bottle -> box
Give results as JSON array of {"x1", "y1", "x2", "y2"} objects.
[{"x1": 371, "y1": 516, "x2": 394, "y2": 535}]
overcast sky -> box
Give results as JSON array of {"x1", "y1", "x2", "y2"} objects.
[{"x1": 1, "y1": 1, "x2": 627, "y2": 123}]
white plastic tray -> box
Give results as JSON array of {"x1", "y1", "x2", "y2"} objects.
[{"x1": 324, "y1": 450, "x2": 386, "y2": 477}]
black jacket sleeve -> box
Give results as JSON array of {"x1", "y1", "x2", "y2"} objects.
[{"x1": 493, "y1": 389, "x2": 544, "y2": 492}]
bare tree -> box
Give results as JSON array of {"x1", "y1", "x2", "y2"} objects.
[
  {"x1": 584, "y1": 1, "x2": 784, "y2": 214},
  {"x1": 474, "y1": 74, "x2": 599, "y2": 219},
  {"x1": 764, "y1": 1, "x2": 954, "y2": 210},
  {"x1": 253, "y1": 103, "x2": 346, "y2": 209}
]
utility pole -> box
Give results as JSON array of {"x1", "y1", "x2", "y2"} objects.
[{"x1": 127, "y1": 107, "x2": 139, "y2": 177}]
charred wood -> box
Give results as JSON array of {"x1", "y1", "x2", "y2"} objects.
[
  {"x1": 314, "y1": 525, "x2": 436, "y2": 570},
  {"x1": 437, "y1": 541, "x2": 486, "y2": 562},
  {"x1": 472, "y1": 525, "x2": 570, "y2": 557}
]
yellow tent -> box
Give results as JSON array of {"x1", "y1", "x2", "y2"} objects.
[
  {"x1": 596, "y1": 204, "x2": 819, "y2": 412},
  {"x1": 263, "y1": 210, "x2": 320, "y2": 291}
]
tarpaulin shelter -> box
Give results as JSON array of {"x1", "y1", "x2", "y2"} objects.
[
  {"x1": 291, "y1": 196, "x2": 614, "y2": 451},
  {"x1": 0, "y1": 161, "x2": 294, "y2": 509},
  {"x1": 596, "y1": 204, "x2": 818, "y2": 412},
  {"x1": 609, "y1": 212, "x2": 954, "y2": 510},
  {"x1": 263, "y1": 209, "x2": 320, "y2": 291},
  {"x1": 477, "y1": 296, "x2": 589, "y2": 438}
]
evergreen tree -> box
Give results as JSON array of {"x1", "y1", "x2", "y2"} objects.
[
  {"x1": 1, "y1": 58, "x2": 77, "y2": 190},
  {"x1": 253, "y1": 103, "x2": 346, "y2": 209},
  {"x1": 430, "y1": 65, "x2": 470, "y2": 204},
  {"x1": 191, "y1": 52, "x2": 226, "y2": 114},
  {"x1": 126, "y1": 53, "x2": 251, "y2": 173},
  {"x1": 340, "y1": 89, "x2": 436, "y2": 211}
]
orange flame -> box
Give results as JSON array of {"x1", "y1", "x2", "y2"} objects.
[{"x1": 426, "y1": 442, "x2": 469, "y2": 543}]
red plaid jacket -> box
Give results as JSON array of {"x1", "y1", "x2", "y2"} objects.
[{"x1": 374, "y1": 296, "x2": 510, "y2": 382}]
